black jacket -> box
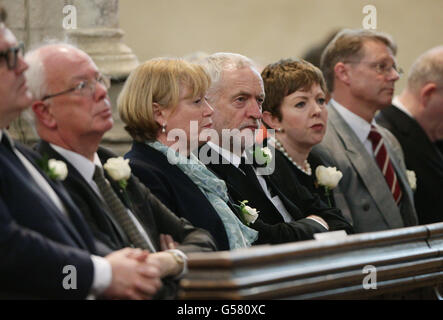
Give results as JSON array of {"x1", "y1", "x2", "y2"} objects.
[
  {"x1": 376, "y1": 105, "x2": 443, "y2": 224},
  {"x1": 125, "y1": 141, "x2": 230, "y2": 250},
  {"x1": 0, "y1": 139, "x2": 96, "y2": 299},
  {"x1": 201, "y1": 144, "x2": 354, "y2": 244}
]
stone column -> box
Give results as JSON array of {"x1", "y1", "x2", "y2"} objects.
[{"x1": 64, "y1": 0, "x2": 139, "y2": 154}]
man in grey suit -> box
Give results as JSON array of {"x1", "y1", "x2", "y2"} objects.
[{"x1": 312, "y1": 29, "x2": 418, "y2": 233}]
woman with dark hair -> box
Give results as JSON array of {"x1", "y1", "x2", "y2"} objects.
[{"x1": 262, "y1": 58, "x2": 342, "y2": 207}]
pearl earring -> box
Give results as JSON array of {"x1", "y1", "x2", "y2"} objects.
[
  {"x1": 162, "y1": 123, "x2": 166, "y2": 133},
  {"x1": 277, "y1": 128, "x2": 284, "y2": 133}
]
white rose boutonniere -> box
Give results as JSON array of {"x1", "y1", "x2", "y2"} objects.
[
  {"x1": 406, "y1": 170, "x2": 417, "y2": 191},
  {"x1": 103, "y1": 157, "x2": 131, "y2": 189},
  {"x1": 38, "y1": 155, "x2": 68, "y2": 181},
  {"x1": 48, "y1": 159, "x2": 68, "y2": 181},
  {"x1": 254, "y1": 147, "x2": 273, "y2": 166},
  {"x1": 239, "y1": 200, "x2": 259, "y2": 226},
  {"x1": 315, "y1": 165, "x2": 343, "y2": 207}
]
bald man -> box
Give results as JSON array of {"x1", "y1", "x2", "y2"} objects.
[
  {"x1": 26, "y1": 43, "x2": 216, "y2": 298},
  {"x1": 376, "y1": 46, "x2": 443, "y2": 224}
]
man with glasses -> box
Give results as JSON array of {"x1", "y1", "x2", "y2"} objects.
[
  {"x1": 376, "y1": 46, "x2": 443, "y2": 225},
  {"x1": 25, "y1": 43, "x2": 216, "y2": 299},
  {"x1": 311, "y1": 29, "x2": 418, "y2": 233},
  {"x1": 0, "y1": 7, "x2": 164, "y2": 300}
]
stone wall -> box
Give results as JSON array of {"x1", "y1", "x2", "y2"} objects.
[{"x1": 0, "y1": 0, "x2": 137, "y2": 155}]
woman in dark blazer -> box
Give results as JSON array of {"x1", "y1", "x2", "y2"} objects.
[
  {"x1": 117, "y1": 58, "x2": 258, "y2": 250},
  {"x1": 261, "y1": 58, "x2": 343, "y2": 208}
]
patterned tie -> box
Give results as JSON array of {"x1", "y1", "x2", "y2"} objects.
[
  {"x1": 93, "y1": 165, "x2": 155, "y2": 251},
  {"x1": 368, "y1": 125, "x2": 402, "y2": 204}
]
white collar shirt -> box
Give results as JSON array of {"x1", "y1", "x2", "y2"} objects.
[{"x1": 330, "y1": 99, "x2": 378, "y2": 158}]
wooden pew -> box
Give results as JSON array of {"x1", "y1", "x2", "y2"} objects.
[{"x1": 179, "y1": 223, "x2": 443, "y2": 299}]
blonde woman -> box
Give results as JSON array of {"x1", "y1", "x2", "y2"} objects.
[{"x1": 118, "y1": 58, "x2": 258, "y2": 250}]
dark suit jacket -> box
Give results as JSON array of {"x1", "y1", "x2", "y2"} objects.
[
  {"x1": 275, "y1": 148, "x2": 337, "y2": 207},
  {"x1": 35, "y1": 140, "x2": 217, "y2": 256},
  {"x1": 201, "y1": 145, "x2": 353, "y2": 244},
  {"x1": 376, "y1": 105, "x2": 443, "y2": 224},
  {"x1": 0, "y1": 139, "x2": 96, "y2": 299},
  {"x1": 125, "y1": 141, "x2": 229, "y2": 250}
]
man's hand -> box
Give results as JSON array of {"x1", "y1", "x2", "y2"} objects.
[
  {"x1": 146, "y1": 234, "x2": 184, "y2": 278},
  {"x1": 102, "y1": 248, "x2": 162, "y2": 300},
  {"x1": 160, "y1": 233, "x2": 179, "y2": 250},
  {"x1": 145, "y1": 251, "x2": 184, "y2": 278},
  {"x1": 306, "y1": 215, "x2": 329, "y2": 230}
]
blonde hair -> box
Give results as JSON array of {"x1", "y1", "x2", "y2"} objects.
[{"x1": 118, "y1": 58, "x2": 211, "y2": 142}]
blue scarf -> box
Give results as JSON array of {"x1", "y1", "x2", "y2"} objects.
[{"x1": 148, "y1": 141, "x2": 258, "y2": 249}]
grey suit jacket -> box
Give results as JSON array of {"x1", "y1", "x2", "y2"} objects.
[{"x1": 311, "y1": 103, "x2": 418, "y2": 233}]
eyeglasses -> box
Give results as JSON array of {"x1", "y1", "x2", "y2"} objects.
[
  {"x1": 42, "y1": 74, "x2": 111, "y2": 101},
  {"x1": 344, "y1": 60, "x2": 404, "y2": 77},
  {"x1": 0, "y1": 42, "x2": 24, "y2": 70}
]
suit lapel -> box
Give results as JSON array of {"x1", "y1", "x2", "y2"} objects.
[
  {"x1": 381, "y1": 106, "x2": 443, "y2": 169},
  {"x1": 18, "y1": 142, "x2": 96, "y2": 252},
  {"x1": 98, "y1": 149, "x2": 159, "y2": 251},
  {"x1": 328, "y1": 104, "x2": 401, "y2": 228},
  {"x1": 36, "y1": 140, "x2": 133, "y2": 249},
  {"x1": 204, "y1": 147, "x2": 285, "y2": 224}
]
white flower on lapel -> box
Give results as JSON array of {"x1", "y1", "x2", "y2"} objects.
[
  {"x1": 315, "y1": 165, "x2": 343, "y2": 189},
  {"x1": 239, "y1": 200, "x2": 259, "y2": 225},
  {"x1": 254, "y1": 147, "x2": 273, "y2": 166},
  {"x1": 406, "y1": 170, "x2": 417, "y2": 191},
  {"x1": 103, "y1": 157, "x2": 131, "y2": 189},
  {"x1": 47, "y1": 159, "x2": 68, "y2": 181}
]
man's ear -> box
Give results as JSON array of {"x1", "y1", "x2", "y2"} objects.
[
  {"x1": 420, "y1": 82, "x2": 437, "y2": 108},
  {"x1": 262, "y1": 111, "x2": 281, "y2": 130},
  {"x1": 32, "y1": 101, "x2": 57, "y2": 129},
  {"x1": 334, "y1": 62, "x2": 351, "y2": 86}
]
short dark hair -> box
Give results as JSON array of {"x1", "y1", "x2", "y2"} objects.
[
  {"x1": 0, "y1": 6, "x2": 7, "y2": 24},
  {"x1": 261, "y1": 58, "x2": 327, "y2": 121}
]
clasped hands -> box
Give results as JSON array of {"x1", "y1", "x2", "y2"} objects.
[{"x1": 102, "y1": 233, "x2": 182, "y2": 300}]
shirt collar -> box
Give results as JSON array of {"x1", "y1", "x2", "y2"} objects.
[
  {"x1": 331, "y1": 98, "x2": 377, "y2": 144},
  {"x1": 392, "y1": 96, "x2": 414, "y2": 118},
  {"x1": 0, "y1": 130, "x2": 14, "y2": 147},
  {"x1": 207, "y1": 141, "x2": 242, "y2": 168},
  {"x1": 50, "y1": 143, "x2": 102, "y2": 183}
]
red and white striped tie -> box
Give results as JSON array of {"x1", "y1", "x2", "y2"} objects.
[{"x1": 368, "y1": 125, "x2": 402, "y2": 205}]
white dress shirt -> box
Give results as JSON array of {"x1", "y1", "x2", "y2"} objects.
[
  {"x1": 51, "y1": 144, "x2": 187, "y2": 280},
  {"x1": 331, "y1": 99, "x2": 378, "y2": 158},
  {"x1": 207, "y1": 142, "x2": 314, "y2": 225},
  {"x1": 0, "y1": 132, "x2": 111, "y2": 299}
]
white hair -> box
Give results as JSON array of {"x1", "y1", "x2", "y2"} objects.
[
  {"x1": 407, "y1": 45, "x2": 443, "y2": 93},
  {"x1": 24, "y1": 40, "x2": 79, "y2": 101},
  {"x1": 199, "y1": 52, "x2": 258, "y2": 96}
]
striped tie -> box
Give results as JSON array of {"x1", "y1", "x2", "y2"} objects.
[
  {"x1": 93, "y1": 165, "x2": 155, "y2": 251},
  {"x1": 368, "y1": 125, "x2": 402, "y2": 204}
]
